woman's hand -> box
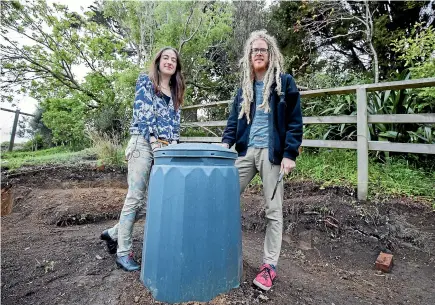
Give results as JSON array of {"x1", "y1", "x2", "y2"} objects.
[{"x1": 151, "y1": 141, "x2": 161, "y2": 152}]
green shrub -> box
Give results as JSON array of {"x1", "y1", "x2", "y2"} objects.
[
  {"x1": 87, "y1": 130, "x2": 125, "y2": 166},
  {"x1": 21, "y1": 134, "x2": 45, "y2": 151}
]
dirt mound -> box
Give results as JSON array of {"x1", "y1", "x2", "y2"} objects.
[
  {"x1": 4, "y1": 164, "x2": 128, "y2": 189},
  {"x1": 242, "y1": 180, "x2": 435, "y2": 254},
  {"x1": 9, "y1": 187, "x2": 125, "y2": 226},
  {"x1": 2, "y1": 168, "x2": 434, "y2": 305}
]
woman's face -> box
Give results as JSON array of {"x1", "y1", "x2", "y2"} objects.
[{"x1": 159, "y1": 49, "x2": 177, "y2": 77}]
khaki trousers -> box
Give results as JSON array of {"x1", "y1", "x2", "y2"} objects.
[{"x1": 236, "y1": 147, "x2": 283, "y2": 266}]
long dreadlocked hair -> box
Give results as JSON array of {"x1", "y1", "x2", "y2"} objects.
[{"x1": 238, "y1": 30, "x2": 284, "y2": 123}]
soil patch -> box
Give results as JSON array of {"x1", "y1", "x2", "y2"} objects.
[{"x1": 1, "y1": 166, "x2": 434, "y2": 305}]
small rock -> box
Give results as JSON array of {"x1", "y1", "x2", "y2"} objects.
[
  {"x1": 258, "y1": 294, "x2": 269, "y2": 301},
  {"x1": 368, "y1": 236, "x2": 379, "y2": 243},
  {"x1": 95, "y1": 255, "x2": 103, "y2": 260},
  {"x1": 134, "y1": 296, "x2": 140, "y2": 303}
]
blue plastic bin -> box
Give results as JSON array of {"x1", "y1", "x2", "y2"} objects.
[{"x1": 140, "y1": 143, "x2": 242, "y2": 303}]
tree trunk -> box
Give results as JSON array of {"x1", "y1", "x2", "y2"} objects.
[
  {"x1": 369, "y1": 42, "x2": 379, "y2": 83},
  {"x1": 365, "y1": 0, "x2": 379, "y2": 83}
]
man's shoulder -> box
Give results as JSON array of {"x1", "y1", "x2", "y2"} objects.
[
  {"x1": 280, "y1": 73, "x2": 300, "y2": 93},
  {"x1": 233, "y1": 87, "x2": 243, "y2": 102},
  {"x1": 280, "y1": 73, "x2": 294, "y2": 82}
]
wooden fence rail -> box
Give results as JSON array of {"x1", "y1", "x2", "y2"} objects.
[{"x1": 180, "y1": 77, "x2": 435, "y2": 200}]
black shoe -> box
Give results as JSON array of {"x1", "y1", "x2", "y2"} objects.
[{"x1": 100, "y1": 230, "x2": 117, "y2": 254}]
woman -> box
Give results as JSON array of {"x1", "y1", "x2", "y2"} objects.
[{"x1": 100, "y1": 47, "x2": 185, "y2": 271}]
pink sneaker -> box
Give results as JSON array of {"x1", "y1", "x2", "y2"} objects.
[{"x1": 253, "y1": 264, "x2": 276, "y2": 290}]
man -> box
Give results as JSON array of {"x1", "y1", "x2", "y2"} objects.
[{"x1": 220, "y1": 30, "x2": 303, "y2": 291}]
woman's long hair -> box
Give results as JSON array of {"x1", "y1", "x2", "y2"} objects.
[
  {"x1": 238, "y1": 30, "x2": 284, "y2": 123},
  {"x1": 149, "y1": 47, "x2": 185, "y2": 111}
]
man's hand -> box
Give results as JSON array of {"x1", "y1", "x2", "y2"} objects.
[
  {"x1": 218, "y1": 143, "x2": 230, "y2": 149},
  {"x1": 281, "y1": 158, "x2": 296, "y2": 175}
]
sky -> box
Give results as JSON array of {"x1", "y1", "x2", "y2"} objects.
[{"x1": 1, "y1": 0, "x2": 96, "y2": 145}]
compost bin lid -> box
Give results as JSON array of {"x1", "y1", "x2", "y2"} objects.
[{"x1": 154, "y1": 143, "x2": 237, "y2": 159}]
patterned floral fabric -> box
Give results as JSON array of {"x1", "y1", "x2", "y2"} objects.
[{"x1": 129, "y1": 73, "x2": 181, "y2": 141}]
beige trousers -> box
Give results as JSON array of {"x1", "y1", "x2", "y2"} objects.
[
  {"x1": 236, "y1": 147, "x2": 283, "y2": 266},
  {"x1": 108, "y1": 135, "x2": 153, "y2": 257}
]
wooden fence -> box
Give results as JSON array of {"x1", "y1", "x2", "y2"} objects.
[
  {"x1": 1, "y1": 108, "x2": 35, "y2": 152},
  {"x1": 179, "y1": 77, "x2": 435, "y2": 200}
]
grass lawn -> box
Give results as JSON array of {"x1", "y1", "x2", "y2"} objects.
[
  {"x1": 252, "y1": 148, "x2": 435, "y2": 201},
  {"x1": 1, "y1": 147, "x2": 95, "y2": 170},
  {"x1": 2, "y1": 146, "x2": 434, "y2": 202}
]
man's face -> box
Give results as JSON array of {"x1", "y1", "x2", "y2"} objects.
[{"x1": 251, "y1": 39, "x2": 269, "y2": 72}]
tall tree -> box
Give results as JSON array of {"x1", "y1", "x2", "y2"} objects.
[
  {"x1": 393, "y1": 23, "x2": 435, "y2": 100},
  {"x1": 1, "y1": 0, "x2": 136, "y2": 145},
  {"x1": 298, "y1": 0, "x2": 379, "y2": 82},
  {"x1": 231, "y1": 1, "x2": 268, "y2": 55},
  {"x1": 373, "y1": 0, "x2": 433, "y2": 78},
  {"x1": 96, "y1": 1, "x2": 235, "y2": 105},
  {"x1": 1, "y1": 0, "x2": 129, "y2": 107},
  {"x1": 295, "y1": 0, "x2": 432, "y2": 83},
  {"x1": 267, "y1": 0, "x2": 319, "y2": 77},
  {"x1": 92, "y1": 0, "x2": 158, "y2": 66}
]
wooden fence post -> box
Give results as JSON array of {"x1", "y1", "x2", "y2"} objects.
[
  {"x1": 356, "y1": 88, "x2": 368, "y2": 200},
  {"x1": 8, "y1": 109, "x2": 20, "y2": 152}
]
